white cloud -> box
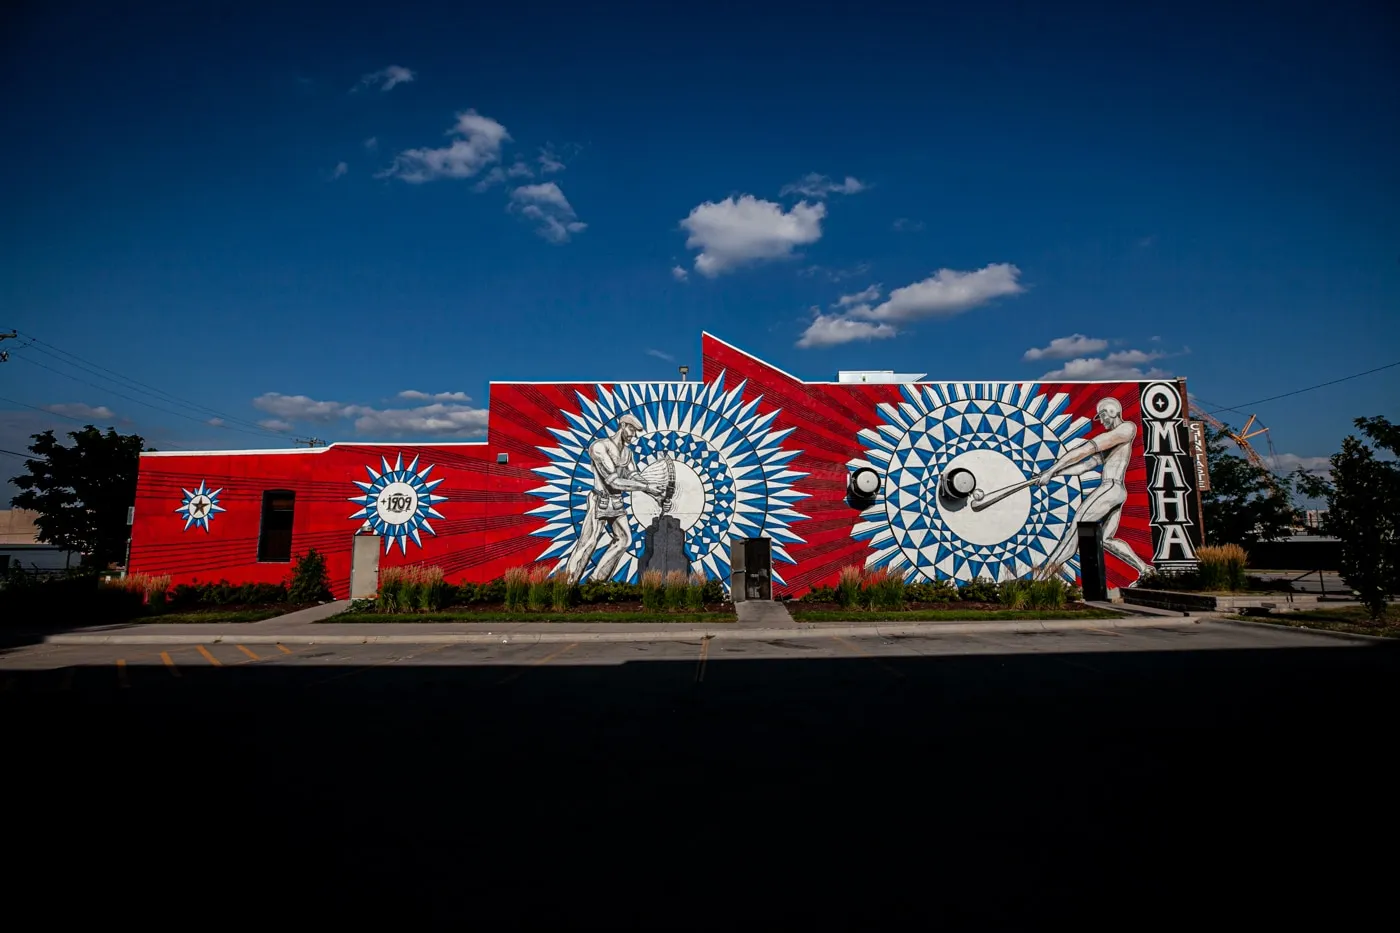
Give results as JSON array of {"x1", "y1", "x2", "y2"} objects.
[
  {"x1": 834, "y1": 284, "x2": 881, "y2": 308},
  {"x1": 646, "y1": 349, "x2": 675, "y2": 362},
  {"x1": 355, "y1": 65, "x2": 416, "y2": 93},
  {"x1": 206, "y1": 417, "x2": 225, "y2": 427},
  {"x1": 893, "y1": 217, "x2": 925, "y2": 233},
  {"x1": 507, "y1": 160, "x2": 534, "y2": 178},
  {"x1": 796, "y1": 313, "x2": 896, "y2": 349},
  {"x1": 1272, "y1": 453, "x2": 1332, "y2": 477},
  {"x1": 671, "y1": 265, "x2": 688, "y2": 282},
  {"x1": 509, "y1": 182, "x2": 587, "y2": 243},
  {"x1": 799, "y1": 262, "x2": 871, "y2": 282},
  {"x1": 1039, "y1": 350, "x2": 1170, "y2": 381},
  {"x1": 846, "y1": 263, "x2": 1024, "y2": 324},
  {"x1": 251, "y1": 391, "x2": 489, "y2": 438},
  {"x1": 42, "y1": 402, "x2": 115, "y2": 420},
  {"x1": 378, "y1": 110, "x2": 510, "y2": 183},
  {"x1": 397, "y1": 390, "x2": 471, "y2": 402},
  {"x1": 364, "y1": 137, "x2": 378, "y2": 151},
  {"x1": 331, "y1": 161, "x2": 348, "y2": 180},
  {"x1": 680, "y1": 195, "x2": 825, "y2": 277},
  {"x1": 795, "y1": 263, "x2": 1024, "y2": 348},
  {"x1": 1023, "y1": 334, "x2": 1110, "y2": 361},
  {"x1": 538, "y1": 146, "x2": 565, "y2": 173},
  {"x1": 780, "y1": 173, "x2": 867, "y2": 198}
]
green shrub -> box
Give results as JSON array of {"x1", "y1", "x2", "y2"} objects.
[
  {"x1": 503, "y1": 566, "x2": 530, "y2": 612},
  {"x1": 640, "y1": 570, "x2": 664, "y2": 611},
  {"x1": 579, "y1": 579, "x2": 643, "y2": 604},
  {"x1": 526, "y1": 565, "x2": 551, "y2": 610},
  {"x1": 662, "y1": 569, "x2": 689, "y2": 611},
  {"x1": 1027, "y1": 578, "x2": 1069, "y2": 610},
  {"x1": 802, "y1": 584, "x2": 838, "y2": 603},
  {"x1": 550, "y1": 574, "x2": 575, "y2": 611},
  {"x1": 862, "y1": 566, "x2": 906, "y2": 610},
  {"x1": 958, "y1": 577, "x2": 998, "y2": 602},
  {"x1": 701, "y1": 577, "x2": 724, "y2": 604},
  {"x1": 837, "y1": 565, "x2": 863, "y2": 609},
  {"x1": 998, "y1": 579, "x2": 1030, "y2": 609},
  {"x1": 905, "y1": 580, "x2": 957, "y2": 603},
  {"x1": 685, "y1": 572, "x2": 707, "y2": 611},
  {"x1": 289, "y1": 549, "x2": 333, "y2": 603}
]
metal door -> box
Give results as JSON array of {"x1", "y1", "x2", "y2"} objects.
[{"x1": 350, "y1": 535, "x2": 382, "y2": 599}]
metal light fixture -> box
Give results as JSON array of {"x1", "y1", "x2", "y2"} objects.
[{"x1": 679, "y1": 365, "x2": 689, "y2": 382}]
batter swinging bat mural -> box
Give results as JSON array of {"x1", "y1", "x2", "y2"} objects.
[{"x1": 127, "y1": 334, "x2": 1202, "y2": 598}]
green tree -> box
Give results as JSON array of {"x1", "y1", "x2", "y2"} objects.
[
  {"x1": 8, "y1": 425, "x2": 149, "y2": 568},
  {"x1": 1293, "y1": 417, "x2": 1399, "y2": 622},
  {"x1": 1200, "y1": 426, "x2": 1297, "y2": 547}
]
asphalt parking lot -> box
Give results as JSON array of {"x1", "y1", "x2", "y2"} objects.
[{"x1": 5, "y1": 622, "x2": 1395, "y2": 925}]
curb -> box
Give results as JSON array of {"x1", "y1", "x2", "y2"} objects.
[
  {"x1": 40, "y1": 616, "x2": 1199, "y2": 646},
  {"x1": 1207, "y1": 616, "x2": 1396, "y2": 644}
]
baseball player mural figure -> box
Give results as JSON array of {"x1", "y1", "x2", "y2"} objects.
[
  {"x1": 564, "y1": 413, "x2": 671, "y2": 582},
  {"x1": 1034, "y1": 397, "x2": 1153, "y2": 580}
]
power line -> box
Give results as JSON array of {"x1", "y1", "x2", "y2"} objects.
[
  {"x1": 10, "y1": 353, "x2": 290, "y2": 443},
  {"x1": 0, "y1": 447, "x2": 30, "y2": 460},
  {"x1": 10, "y1": 331, "x2": 294, "y2": 439},
  {"x1": 1205, "y1": 360, "x2": 1400, "y2": 416},
  {"x1": 0, "y1": 394, "x2": 189, "y2": 449}
]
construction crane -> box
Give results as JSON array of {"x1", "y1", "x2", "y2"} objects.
[{"x1": 1188, "y1": 405, "x2": 1285, "y2": 491}]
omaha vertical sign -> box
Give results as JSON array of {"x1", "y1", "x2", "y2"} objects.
[{"x1": 1140, "y1": 381, "x2": 1202, "y2": 572}]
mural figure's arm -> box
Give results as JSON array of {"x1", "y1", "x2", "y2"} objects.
[
  {"x1": 592, "y1": 443, "x2": 664, "y2": 496},
  {"x1": 1034, "y1": 424, "x2": 1134, "y2": 486}
]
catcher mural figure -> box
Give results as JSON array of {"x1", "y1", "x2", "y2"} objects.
[
  {"x1": 1034, "y1": 397, "x2": 1153, "y2": 580},
  {"x1": 564, "y1": 414, "x2": 671, "y2": 582}
]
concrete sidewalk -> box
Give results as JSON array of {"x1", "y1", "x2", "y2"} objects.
[{"x1": 37, "y1": 613, "x2": 1199, "y2": 646}]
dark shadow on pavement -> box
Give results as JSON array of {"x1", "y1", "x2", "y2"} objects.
[{"x1": 5, "y1": 641, "x2": 1397, "y2": 925}]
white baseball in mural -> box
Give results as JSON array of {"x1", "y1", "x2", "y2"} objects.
[
  {"x1": 374, "y1": 481, "x2": 421, "y2": 527},
  {"x1": 937, "y1": 450, "x2": 1031, "y2": 546},
  {"x1": 632, "y1": 459, "x2": 707, "y2": 531}
]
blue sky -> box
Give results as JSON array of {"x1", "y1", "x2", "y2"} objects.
[{"x1": 2, "y1": 0, "x2": 1397, "y2": 486}]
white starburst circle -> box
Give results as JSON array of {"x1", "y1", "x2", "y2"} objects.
[
  {"x1": 347, "y1": 453, "x2": 448, "y2": 554},
  {"x1": 849, "y1": 383, "x2": 1098, "y2": 584},
  {"x1": 526, "y1": 373, "x2": 809, "y2": 586}
]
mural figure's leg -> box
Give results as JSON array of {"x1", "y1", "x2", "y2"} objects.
[
  {"x1": 1099, "y1": 498, "x2": 1152, "y2": 577},
  {"x1": 565, "y1": 497, "x2": 604, "y2": 581},
  {"x1": 1040, "y1": 483, "x2": 1133, "y2": 577},
  {"x1": 592, "y1": 515, "x2": 633, "y2": 581}
]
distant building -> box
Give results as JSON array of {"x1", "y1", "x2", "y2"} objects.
[{"x1": 0, "y1": 509, "x2": 78, "y2": 572}]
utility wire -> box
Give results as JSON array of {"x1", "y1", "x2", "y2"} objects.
[
  {"x1": 0, "y1": 447, "x2": 30, "y2": 460},
  {"x1": 11, "y1": 353, "x2": 289, "y2": 442},
  {"x1": 0, "y1": 394, "x2": 188, "y2": 449},
  {"x1": 1205, "y1": 360, "x2": 1400, "y2": 416},
  {"x1": 15, "y1": 335, "x2": 280, "y2": 435}
]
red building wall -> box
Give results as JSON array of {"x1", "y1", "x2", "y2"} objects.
[{"x1": 130, "y1": 334, "x2": 1202, "y2": 598}]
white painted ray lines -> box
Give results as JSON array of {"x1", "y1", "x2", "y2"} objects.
[
  {"x1": 347, "y1": 452, "x2": 449, "y2": 555},
  {"x1": 526, "y1": 372, "x2": 809, "y2": 586}
]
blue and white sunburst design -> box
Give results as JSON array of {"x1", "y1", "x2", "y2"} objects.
[
  {"x1": 176, "y1": 480, "x2": 225, "y2": 532},
  {"x1": 527, "y1": 373, "x2": 809, "y2": 586},
  {"x1": 849, "y1": 383, "x2": 1099, "y2": 584},
  {"x1": 347, "y1": 453, "x2": 448, "y2": 555}
]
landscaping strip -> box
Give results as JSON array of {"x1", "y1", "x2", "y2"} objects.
[
  {"x1": 328, "y1": 611, "x2": 737, "y2": 624},
  {"x1": 1226, "y1": 605, "x2": 1399, "y2": 640},
  {"x1": 789, "y1": 608, "x2": 1124, "y2": 623}
]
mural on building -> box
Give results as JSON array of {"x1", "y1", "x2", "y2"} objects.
[
  {"x1": 177, "y1": 480, "x2": 225, "y2": 532},
  {"x1": 526, "y1": 374, "x2": 808, "y2": 584},
  {"x1": 347, "y1": 453, "x2": 449, "y2": 554},
  {"x1": 127, "y1": 334, "x2": 1199, "y2": 599},
  {"x1": 849, "y1": 383, "x2": 1100, "y2": 584}
]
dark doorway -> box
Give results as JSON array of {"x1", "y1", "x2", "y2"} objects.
[
  {"x1": 257, "y1": 490, "x2": 296, "y2": 563},
  {"x1": 1076, "y1": 521, "x2": 1107, "y2": 601},
  {"x1": 730, "y1": 537, "x2": 773, "y2": 601}
]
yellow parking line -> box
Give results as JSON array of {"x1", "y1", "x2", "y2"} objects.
[
  {"x1": 116, "y1": 659, "x2": 130, "y2": 689},
  {"x1": 236, "y1": 645, "x2": 261, "y2": 661},
  {"x1": 160, "y1": 651, "x2": 181, "y2": 677},
  {"x1": 831, "y1": 635, "x2": 905, "y2": 679},
  {"x1": 196, "y1": 645, "x2": 222, "y2": 667},
  {"x1": 276, "y1": 644, "x2": 293, "y2": 655},
  {"x1": 1085, "y1": 627, "x2": 1122, "y2": 637},
  {"x1": 695, "y1": 636, "x2": 711, "y2": 683}
]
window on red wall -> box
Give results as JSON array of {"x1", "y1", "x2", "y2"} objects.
[{"x1": 257, "y1": 491, "x2": 296, "y2": 563}]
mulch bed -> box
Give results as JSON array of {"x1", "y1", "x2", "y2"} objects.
[
  {"x1": 404, "y1": 601, "x2": 733, "y2": 614},
  {"x1": 791, "y1": 600, "x2": 1100, "y2": 612}
]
